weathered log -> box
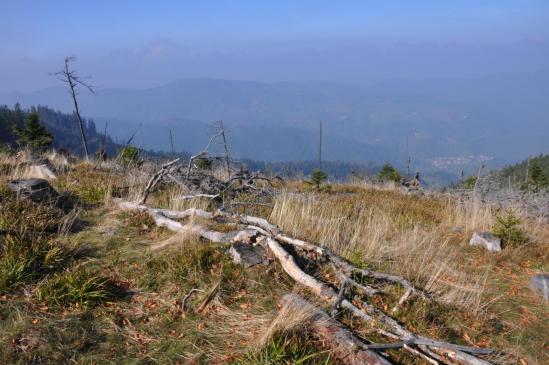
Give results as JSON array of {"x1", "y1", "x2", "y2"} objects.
[
  {"x1": 173, "y1": 194, "x2": 220, "y2": 200},
  {"x1": 333, "y1": 267, "x2": 380, "y2": 297},
  {"x1": 115, "y1": 200, "x2": 494, "y2": 364},
  {"x1": 274, "y1": 231, "x2": 431, "y2": 302},
  {"x1": 279, "y1": 294, "x2": 392, "y2": 365},
  {"x1": 265, "y1": 238, "x2": 492, "y2": 364},
  {"x1": 115, "y1": 199, "x2": 213, "y2": 220}
]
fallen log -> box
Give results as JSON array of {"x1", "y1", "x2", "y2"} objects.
[
  {"x1": 115, "y1": 200, "x2": 495, "y2": 365},
  {"x1": 116, "y1": 199, "x2": 213, "y2": 220},
  {"x1": 279, "y1": 294, "x2": 392, "y2": 365},
  {"x1": 274, "y1": 233, "x2": 431, "y2": 302},
  {"x1": 266, "y1": 236, "x2": 492, "y2": 364}
]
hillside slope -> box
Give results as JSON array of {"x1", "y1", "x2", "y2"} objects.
[
  {"x1": 0, "y1": 154, "x2": 547, "y2": 364},
  {"x1": 2, "y1": 71, "x2": 548, "y2": 175},
  {"x1": 0, "y1": 104, "x2": 119, "y2": 156}
]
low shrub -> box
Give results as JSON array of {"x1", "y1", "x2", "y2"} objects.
[
  {"x1": 118, "y1": 146, "x2": 140, "y2": 167},
  {"x1": 73, "y1": 184, "x2": 107, "y2": 204},
  {"x1": 492, "y1": 209, "x2": 530, "y2": 247},
  {"x1": 195, "y1": 157, "x2": 212, "y2": 170},
  {"x1": 378, "y1": 163, "x2": 401, "y2": 183},
  {"x1": 305, "y1": 168, "x2": 330, "y2": 192}
]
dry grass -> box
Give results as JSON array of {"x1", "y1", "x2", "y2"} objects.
[
  {"x1": 1, "y1": 150, "x2": 547, "y2": 364},
  {"x1": 270, "y1": 190, "x2": 487, "y2": 309},
  {"x1": 269, "y1": 186, "x2": 549, "y2": 364}
]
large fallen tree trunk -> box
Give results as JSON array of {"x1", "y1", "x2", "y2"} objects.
[
  {"x1": 115, "y1": 199, "x2": 495, "y2": 365},
  {"x1": 279, "y1": 294, "x2": 392, "y2": 365}
]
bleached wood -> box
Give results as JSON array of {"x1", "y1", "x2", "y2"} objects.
[
  {"x1": 116, "y1": 200, "x2": 494, "y2": 364},
  {"x1": 280, "y1": 294, "x2": 392, "y2": 365}
]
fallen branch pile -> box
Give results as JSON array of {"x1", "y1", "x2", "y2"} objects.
[
  {"x1": 116, "y1": 199, "x2": 496, "y2": 365},
  {"x1": 140, "y1": 159, "x2": 282, "y2": 204}
]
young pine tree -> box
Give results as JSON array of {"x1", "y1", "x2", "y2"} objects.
[
  {"x1": 378, "y1": 163, "x2": 401, "y2": 183},
  {"x1": 13, "y1": 112, "x2": 53, "y2": 151},
  {"x1": 309, "y1": 168, "x2": 327, "y2": 191}
]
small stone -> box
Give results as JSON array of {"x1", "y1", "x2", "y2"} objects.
[
  {"x1": 529, "y1": 273, "x2": 549, "y2": 299},
  {"x1": 451, "y1": 226, "x2": 464, "y2": 233},
  {"x1": 469, "y1": 232, "x2": 502, "y2": 252},
  {"x1": 229, "y1": 243, "x2": 266, "y2": 268}
]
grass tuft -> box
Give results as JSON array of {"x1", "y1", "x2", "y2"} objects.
[
  {"x1": 0, "y1": 188, "x2": 72, "y2": 293},
  {"x1": 235, "y1": 331, "x2": 335, "y2": 365},
  {"x1": 36, "y1": 267, "x2": 119, "y2": 307}
]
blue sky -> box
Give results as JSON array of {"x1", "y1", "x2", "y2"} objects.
[{"x1": 1, "y1": 1, "x2": 548, "y2": 91}]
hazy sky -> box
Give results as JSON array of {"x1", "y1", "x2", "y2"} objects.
[{"x1": 1, "y1": 0, "x2": 548, "y2": 92}]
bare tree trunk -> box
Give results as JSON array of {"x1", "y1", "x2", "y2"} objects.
[
  {"x1": 55, "y1": 57, "x2": 95, "y2": 160},
  {"x1": 169, "y1": 129, "x2": 174, "y2": 155},
  {"x1": 219, "y1": 120, "x2": 230, "y2": 176}
]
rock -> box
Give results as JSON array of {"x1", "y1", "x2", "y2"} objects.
[
  {"x1": 23, "y1": 163, "x2": 56, "y2": 180},
  {"x1": 8, "y1": 178, "x2": 59, "y2": 203},
  {"x1": 529, "y1": 273, "x2": 549, "y2": 299},
  {"x1": 469, "y1": 232, "x2": 502, "y2": 252},
  {"x1": 229, "y1": 243, "x2": 267, "y2": 268},
  {"x1": 451, "y1": 226, "x2": 464, "y2": 233}
]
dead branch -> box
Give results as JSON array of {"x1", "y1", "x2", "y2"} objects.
[
  {"x1": 173, "y1": 194, "x2": 220, "y2": 200},
  {"x1": 186, "y1": 130, "x2": 223, "y2": 178},
  {"x1": 181, "y1": 288, "x2": 204, "y2": 313},
  {"x1": 196, "y1": 281, "x2": 220, "y2": 314},
  {"x1": 139, "y1": 158, "x2": 180, "y2": 204},
  {"x1": 280, "y1": 294, "x2": 392, "y2": 365},
  {"x1": 115, "y1": 199, "x2": 495, "y2": 365}
]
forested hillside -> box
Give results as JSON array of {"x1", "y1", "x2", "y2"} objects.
[
  {"x1": 0, "y1": 104, "x2": 119, "y2": 156},
  {"x1": 495, "y1": 154, "x2": 549, "y2": 189}
]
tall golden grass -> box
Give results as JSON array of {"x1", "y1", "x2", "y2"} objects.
[{"x1": 269, "y1": 190, "x2": 500, "y2": 311}]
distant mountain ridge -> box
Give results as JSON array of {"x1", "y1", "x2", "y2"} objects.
[{"x1": 2, "y1": 71, "x2": 548, "y2": 180}]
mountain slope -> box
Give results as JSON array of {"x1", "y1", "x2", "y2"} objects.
[
  {"x1": 0, "y1": 104, "x2": 119, "y2": 156},
  {"x1": 2, "y1": 71, "x2": 548, "y2": 175}
]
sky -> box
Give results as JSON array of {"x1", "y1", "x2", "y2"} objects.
[{"x1": 1, "y1": 0, "x2": 548, "y2": 92}]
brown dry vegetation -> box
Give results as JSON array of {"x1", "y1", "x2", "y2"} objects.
[{"x1": 0, "y1": 151, "x2": 547, "y2": 364}]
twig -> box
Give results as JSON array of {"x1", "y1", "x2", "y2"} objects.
[
  {"x1": 181, "y1": 288, "x2": 204, "y2": 313},
  {"x1": 139, "y1": 158, "x2": 180, "y2": 204},
  {"x1": 391, "y1": 288, "x2": 413, "y2": 314},
  {"x1": 195, "y1": 281, "x2": 220, "y2": 314},
  {"x1": 331, "y1": 278, "x2": 348, "y2": 317}
]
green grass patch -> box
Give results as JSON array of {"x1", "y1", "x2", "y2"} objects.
[
  {"x1": 0, "y1": 190, "x2": 72, "y2": 293},
  {"x1": 234, "y1": 331, "x2": 335, "y2": 365},
  {"x1": 36, "y1": 267, "x2": 121, "y2": 307}
]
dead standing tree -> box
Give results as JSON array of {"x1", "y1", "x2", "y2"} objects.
[{"x1": 54, "y1": 56, "x2": 95, "y2": 160}]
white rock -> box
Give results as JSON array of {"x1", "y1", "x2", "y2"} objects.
[
  {"x1": 469, "y1": 232, "x2": 502, "y2": 252},
  {"x1": 23, "y1": 164, "x2": 56, "y2": 180}
]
